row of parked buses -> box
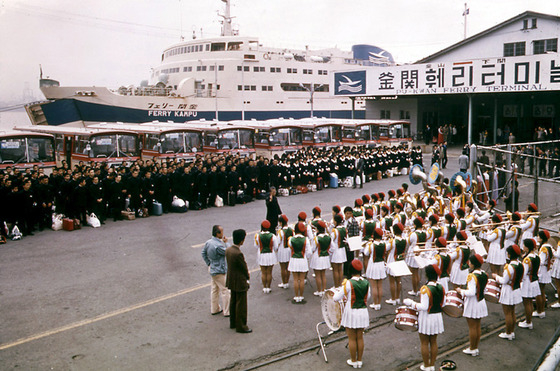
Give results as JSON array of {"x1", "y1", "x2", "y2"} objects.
[{"x1": 5, "y1": 118, "x2": 411, "y2": 170}]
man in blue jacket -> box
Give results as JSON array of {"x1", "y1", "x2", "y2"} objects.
[{"x1": 202, "y1": 225, "x2": 231, "y2": 316}]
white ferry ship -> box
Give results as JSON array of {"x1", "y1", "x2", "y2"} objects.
[{"x1": 26, "y1": 0, "x2": 394, "y2": 127}]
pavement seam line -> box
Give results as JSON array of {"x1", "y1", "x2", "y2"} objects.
[{"x1": 0, "y1": 268, "x2": 260, "y2": 351}]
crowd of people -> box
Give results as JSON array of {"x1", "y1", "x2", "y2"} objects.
[
  {"x1": 0, "y1": 144, "x2": 418, "y2": 242},
  {"x1": 203, "y1": 173, "x2": 560, "y2": 370}
]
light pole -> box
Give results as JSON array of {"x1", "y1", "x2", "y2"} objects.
[{"x1": 300, "y1": 83, "x2": 323, "y2": 118}]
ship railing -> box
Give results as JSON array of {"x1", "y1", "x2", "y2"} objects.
[{"x1": 115, "y1": 86, "x2": 173, "y2": 97}]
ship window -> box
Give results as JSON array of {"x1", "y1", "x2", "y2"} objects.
[
  {"x1": 228, "y1": 42, "x2": 243, "y2": 50},
  {"x1": 238, "y1": 85, "x2": 242, "y2": 91},
  {"x1": 270, "y1": 67, "x2": 281, "y2": 73},
  {"x1": 287, "y1": 68, "x2": 297, "y2": 74},
  {"x1": 183, "y1": 66, "x2": 192, "y2": 72},
  {"x1": 244, "y1": 54, "x2": 256, "y2": 60},
  {"x1": 196, "y1": 65, "x2": 207, "y2": 72},
  {"x1": 209, "y1": 65, "x2": 215, "y2": 71},
  {"x1": 206, "y1": 44, "x2": 210, "y2": 51},
  {"x1": 211, "y1": 43, "x2": 225, "y2": 51},
  {"x1": 318, "y1": 70, "x2": 327, "y2": 75},
  {"x1": 188, "y1": 46, "x2": 191, "y2": 53},
  {"x1": 253, "y1": 66, "x2": 265, "y2": 72},
  {"x1": 261, "y1": 86, "x2": 273, "y2": 91},
  {"x1": 218, "y1": 65, "x2": 224, "y2": 71},
  {"x1": 303, "y1": 69, "x2": 313, "y2": 75}
]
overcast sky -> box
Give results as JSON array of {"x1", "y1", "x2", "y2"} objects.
[{"x1": 0, "y1": 0, "x2": 558, "y2": 104}]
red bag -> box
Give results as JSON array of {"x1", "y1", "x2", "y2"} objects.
[{"x1": 63, "y1": 218, "x2": 74, "y2": 231}]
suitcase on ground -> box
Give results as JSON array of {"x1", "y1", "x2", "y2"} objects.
[
  {"x1": 227, "y1": 191, "x2": 236, "y2": 206},
  {"x1": 329, "y1": 173, "x2": 338, "y2": 189},
  {"x1": 151, "y1": 202, "x2": 163, "y2": 216},
  {"x1": 121, "y1": 210, "x2": 136, "y2": 220},
  {"x1": 63, "y1": 218, "x2": 75, "y2": 231},
  {"x1": 171, "y1": 204, "x2": 188, "y2": 213}
]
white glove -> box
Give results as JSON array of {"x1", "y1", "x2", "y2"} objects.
[{"x1": 403, "y1": 298, "x2": 414, "y2": 307}]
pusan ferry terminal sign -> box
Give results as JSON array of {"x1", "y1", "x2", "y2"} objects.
[{"x1": 333, "y1": 53, "x2": 560, "y2": 96}]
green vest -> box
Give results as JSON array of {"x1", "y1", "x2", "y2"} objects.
[
  {"x1": 473, "y1": 271, "x2": 488, "y2": 302},
  {"x1": 290, "y1": 236, "x2": 307, "y2": 259},
  {"x1": 349, "y1": 278, "x2": 369, "y2": 309},
  {"x1": 426, "y1": 284, "x2": 444, "y2": 314},
  {"x1": 257, "y1": 232, "x2": 274, "y2": 254},
  {"x1": 363, "y1": 220, "x2": 376, "y2": 240},
  {"x1": 372, "y1": 242, "x2": 386, "y2": 262},
  {"x1": 336, "y1": 226, "x2": 347, "y2": 248},
  {"x1": 447, "y1": 224, "x2": 457, "y2": 240},
  {"x1": 440, "y1": 254, "x2": 451, "y2": 278},
  {"x1": 280, "y1": 227, "x2": 293, "y2": 248},
  {"x1": 394, "y1": 238, "x2": 406, "y2": 261},
  {"x1": 316, "y1": 234, "x2": 331, "y2": 257},
  {"x1": 416, "y1": 231, "x2": 427, "y2": 243}
]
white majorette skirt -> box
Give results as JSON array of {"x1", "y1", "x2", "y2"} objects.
[
  {"x1": 288, "y1": 257, "x2": 309, "y2": 272},
  {"x1": 449, "y1": 264, "x2": 468, "y2": 286},
  {"x1": 499, "y1": 285, "x2": 522, "y2": 305},
  {"x1": 311, "y1": 255, "x2": 331, "y2": 270},
  {"x1": 520, "y1": 278, "x2": 541, "y2": 298},
  {"x1": 405, "y1": 246, "x2": 420, "y2": 268},
  {"x1": 257, "y1": 252, "x2": 277, "y2": 266},
  {"x1": 418, "y1": 311, "x2": 444, "y2": 335},
  {"x1": 538, "y1": 266, "x2": 552, "y2": 284},
  {"x1": 330, "y1": 247, "x2": 347, "y2": 264},
  {"x1": 551, "y1": 260, "x2": 560, "y2": 279},
  {"x1": 341, "y1": 305, "x2": 369, "y2": 329},
  {"x1": 277, "y1": 247, "x2": 291, "y2": 263},
  {"x1": 463, "y1": 296, "x2": 488, "y2": 319},
  {"x1": 487, "y1": 243, "x2": 506, "y2": 265},
  {"x1": 365, "y1": 261, "x2": 387, "y2": 280}
]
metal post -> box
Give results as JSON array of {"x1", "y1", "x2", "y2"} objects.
[
  {"x1": 215, "y1": 62, "x2": 219, "y2": 121},
  {"x1": 351, "y1": 97, "x2": 355, "y2": 120},
  {"x1": 467, "y1": 94, "x2": 473, "y2": 145},
  {"x1": 507, "y1": 144, "x2": 513, "y2": 202},
  {"x1": 493, "y1": 98, "x2": 498, "y2": 144},
  {"x1": 534, "y1": 146, "x2": 539, "y2": 207},
  {"x1": 469, "y1": 144, "x2": 476, "y2": 175}
]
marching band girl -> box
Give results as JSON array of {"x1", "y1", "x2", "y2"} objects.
[
  {"x1": 288, "y1": 222, "x2": 312, "y2": 303},
  {"x1": 254, "y1": 220, "x2": 278, "y2": 293},
  {"x1": 386, "y1": 222, "x2": 407, "y2": 305},
  {"x1": 333, "y1": 259, "x2": 370, "y2": 369},
  {"x1": 363, "y1": 227, "x2": 387, "y2": 310},
  {"x1": 535, "y1": 230, "x2": 553, "y2": 318},
  {"x1": 330, "y1": 213, "x2": 347, "y2": 287},
  {"x1": 276, "y1": 215, "x2": 293, "y2": 289},
  {"x1": 519, "y1": 238, "x2": 541, "y2": 329},
  {"x1": 449, "y1": 231, "x2": 470, "y2": 289},
  {"x1": 550, "y1": 238, "x2": 560, "y2": 309},
  {"x1": 486, "y1": 214, "x2": 506, "y2": 275},
  {"x1": 406, "y1": 217, "x2": 426, "y2": 296},
  {"x1": 456, "y1": 254, "x2": 488, "y2": 356},
  {"x1": 310, "y1": 220, "x2": 332, "y2": 297},
  {"x1": 404, "y1": 264, "x2": 445, "y2": 371},
  {"x1": 493, "y1": 244, "x2": 524, "y2": 340}
]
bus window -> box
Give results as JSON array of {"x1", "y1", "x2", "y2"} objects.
[
  {"x1": 117, "y1": 134, "x2": 138, "y2": 157},
  {"x1": 0, "y1": 138, "x2": 26, "y2": 163},
  {"x1": 27, "y1": 137, "x2": 54, "y2": 162},
  {"x1": 91, "y1": 135, "x2": 115, "y2": 157},
  {"x1": 238, "y1": 130, "x2": 253, "y2": 149}
]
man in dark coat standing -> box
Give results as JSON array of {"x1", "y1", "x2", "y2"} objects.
[
  {"x1": 226, "y1": 229, "x2": 251, "y2": 333},
  {"x1": 265, "y1": 186, "x2": 282, "y2": 231}
]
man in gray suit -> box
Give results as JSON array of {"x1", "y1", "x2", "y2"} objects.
[{"x1": 226, "y1": 229, "x2": 252, "y2": 333}]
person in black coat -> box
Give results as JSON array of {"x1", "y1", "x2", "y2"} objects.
[
  {"x1": 108, "y1": 174, "x2": 127, "y2": 221},
  {"x1": 207, "y1": 165, "x2": 218, "y2": 207},
  {"x1": 196, "y1": 166, "x2": 209, "y2": 209},
  {"x1": 19, "y1": 179, "x2": 37, "y2": 236},
  {"x1": 35, "y1": 175, "x2": 54, "y2": 230},
  {"x1": 155, "y1": 167, "x2": 172, "y2": 213},
  {"x1": 265, "y1": 187, "x2": 282, "y2": 231},
  {"x1": 142, "y1": 170, "x2": 156, "y2": 213},
  {"x1": 126, "y1": 169, "x2": 143, "y2": 216},
  {"x1": 88, "y1": 175, "x2": 106, "y2": 223},
  {"x1": 72, "y1": 177, "x2": 89, "y2": 225}
]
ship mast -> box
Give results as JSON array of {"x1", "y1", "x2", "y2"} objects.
[{"x1": 218, "y1": 0, "x2": 235, "y2": 36}]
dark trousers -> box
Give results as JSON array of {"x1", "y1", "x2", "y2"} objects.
[
  {"x1": 343, "y1": 248, "x2": 355, "y2": 279},
  {"x1": 229, "y1": 290, "x2": 248, "y2": 331}
]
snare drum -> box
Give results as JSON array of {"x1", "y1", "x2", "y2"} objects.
[
  {"x1": 484, "y1": 279, "x2": 501, "y2": 303},
  {"x1": 394, "y1": 306, "x2": 418, "y2": 332},
  {"x1": 443, "y1": 290, "x2": 463, "y2": 318},
  {"x1": 321, "y1": 288, "x2": 344, "y2": 331}
]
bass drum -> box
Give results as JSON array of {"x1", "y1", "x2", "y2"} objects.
[{"x1": 321, "y1": 288, "x2": 344, "y2": 331}]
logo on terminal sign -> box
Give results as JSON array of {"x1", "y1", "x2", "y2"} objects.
[{"x1": 335, "y1": 71, "x2": 366, "y2": 95}]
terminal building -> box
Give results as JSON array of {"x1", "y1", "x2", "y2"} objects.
[{"x1": 333, "y1": 11, "x2": 560, "y2": 144}]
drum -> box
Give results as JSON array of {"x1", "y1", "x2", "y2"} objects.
[
  {"x1": 394, "y1": 306, "x2": 418, "y2": 332},
  {"x1": 484, "y1": 279, "x2": 501, "y2": 303},
  {"x1": 443, "y1": 290, "x2": 463, "y2": 317},
  {"x1": 321, "y1": 288, "x2": 344, "y2": 331}
]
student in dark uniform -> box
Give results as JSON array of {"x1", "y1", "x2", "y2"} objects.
[
  {"x1": 226, "y1": 229, "x2": 252, "y2": 333},
  {"x1": 88, "y1": 175, "x2": 106, "y2": 224},
  {"x1": 73, "y1": 177, "x2": 89, "y2": 225},
  {"x1": 35, "y1": 175, "x2": 54, "y2": 230},
  {"x1": 108, "y1": 174, "x2": 127, "y2": 221},
  {"x1": 126, "y1": 169, "x2": 143, "y2": 216}
]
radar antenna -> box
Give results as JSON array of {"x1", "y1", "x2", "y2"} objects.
[{"x1": 218, "y1": 0, "x2": 236, "y2": 36}]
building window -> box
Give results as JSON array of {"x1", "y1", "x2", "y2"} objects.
[
  {"x1": 534, "y1": 38, "x2": 558, "y2": 54},
  {"x1": 531, "y1": 18, "x2": 537, "y2": 29},
  {"x1": 504, "y1": 42, "x2": 525, "y2": 57},
  {"x1": 400, "y1": 110, "x2": 410, "y2": 120},
  {"x1": 380, "y1": 110, "x2": 391, "y2": 119}
]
